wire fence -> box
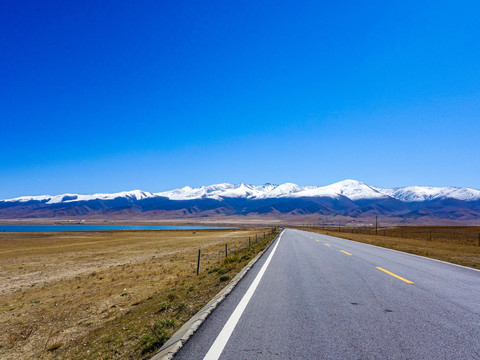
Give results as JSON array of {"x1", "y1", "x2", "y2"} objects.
[{"x1": 195, "y1": 227, "x2": 278, "y2": 275}]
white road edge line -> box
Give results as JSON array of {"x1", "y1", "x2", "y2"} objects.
[{"x1": 203, "y1": 230, "x2": 284, "y2": 360}]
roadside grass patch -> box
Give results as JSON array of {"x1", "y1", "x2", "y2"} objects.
[
  {"x1": 224, "y1": 255, "x2": 239, "y2": 265},
  {"x1": 219, "y1": 275, "x2": 231, "y2": 282},
  {"x1": 176, "y1": 302, "x2": 187, "y2": 312},
  {"x1": 140, "y1": 318, "x2": 175, "y2": 355},
  {"x1": 216, "y1": 267, "x2": 228, "y2": 275},
  {"x1": 158, "y1": 301, "x2": 172, "y2": 312}
]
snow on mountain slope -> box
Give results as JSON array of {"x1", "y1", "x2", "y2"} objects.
[
  {"x1": 291, "y1": 180, "x2": 388, "y2": 200},
  {"x1": 156, "y1": 183, "x2": 276, "y2": 200},
  {"x1": 156, "y1": 183, "x2": 240, "y2": 200},
  {"x1": 3, "y1": 195, "x2": 53, "y2": 203},
  {"x1": 156, "y1": 185, "x2": 223, "y2": 200},
  {"x1": 212, "y1": 183, "x2": 271, "y2": 199},
  {"x1": 2, "y1": 190, "x2": 154, "y2": 204},
  {"x1": 2, "y1": 181, "x2": 480, "y2": 204},
  {"x1": 377, "y1": 186, "x2": 480, "y2": 202},
  {"x1": 447, "y1": 187, "x2": 480, "y2": 201},
  {"x1": 46, "y1": 190, "x2": 154, "y2": 204},
  {"x1": 256, "y1": 183, "x2": 304, "y2": 199}
]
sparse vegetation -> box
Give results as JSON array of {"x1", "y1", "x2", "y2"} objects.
[
  {"x1": 46, "y1": 342, "x2": 63, "y2": 352},
  {"x1": 140, "y1": 318, "x2": 175, "y2": 355},
  {"x1": 0, "y1": 228, "x2": 278, "y2": 359},
  {"x1": 219, "y1": 275, "x2": 231, "y2": 282},
  {"x1": 158, "y1": 301, "x2": 172, "y2": 312}
]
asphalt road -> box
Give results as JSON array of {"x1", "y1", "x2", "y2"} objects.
[{"x1": 175, "y1": 229, "x2": 480, "y2": 359}]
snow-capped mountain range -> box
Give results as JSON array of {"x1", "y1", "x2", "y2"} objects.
[
  {"x1": 1, "y1": 180, "x2": 479, "y2": 223},
  {"x1": 3, "y1": 180, "x2": 480, "y2": 204}
]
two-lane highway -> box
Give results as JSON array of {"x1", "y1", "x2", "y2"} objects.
[{"x1": 175, "y1": 229, "x2": 480, "y2": 359}]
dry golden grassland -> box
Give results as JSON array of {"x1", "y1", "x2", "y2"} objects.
[
  {"x1": 304, "y1": 226, "x2": 480, "y2": 269},
  {"x1": 0, "y1": 228, "x2": 277, "y2": 359}
]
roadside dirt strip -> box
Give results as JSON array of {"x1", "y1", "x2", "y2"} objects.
[{"x1": 151, "y1": 230, "x2": 283, "y2": 360}]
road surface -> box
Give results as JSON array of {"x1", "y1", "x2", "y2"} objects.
[{"x1": 175, "y1": 229, "x2": 480, "y2": 359}]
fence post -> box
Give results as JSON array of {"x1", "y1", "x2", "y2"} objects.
[
  {"x1": 225, "y1": 243, "x2": 228, "y2": 258},
  {"x1": 263, "y1": 232, "x2": 265, "y2": 238},
  {"x1": 249, "y1": 236, "x2": 251, "y2": 247},
  {"x1": 478, "y1": 233, "x2": 480, "y2": 247},
  {"x1": 196, "y1": 249, "x2": 201, "y2": 275},
  {"x1": 256, "y1": 234, "x2": 257, "y2": 242}
]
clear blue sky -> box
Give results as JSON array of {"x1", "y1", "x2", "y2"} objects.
[{"x1": 1, "y1": 1, "x2": 480, "y2": 198}]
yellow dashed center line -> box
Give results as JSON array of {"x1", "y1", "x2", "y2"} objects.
[
  {"x1": 324, "y1": 243, "x2": 331, "y2": 246},
  {"x1": 340, "y1": 250, "x2": 352, "y2": 256},
  {"x1": 376, "y1": 267, "x2": 414, "y2": 284}
]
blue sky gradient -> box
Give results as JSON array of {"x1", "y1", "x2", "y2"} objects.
[{"x1": 1, "y1": 1, "x2": 480, "y2": 197}]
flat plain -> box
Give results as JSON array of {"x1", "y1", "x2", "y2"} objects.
[{"x1": 0, "y1": 228, "x2": 275, "y2": 359}]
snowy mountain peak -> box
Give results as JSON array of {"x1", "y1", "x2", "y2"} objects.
[
  {"x1": 324, "y1": 180, "x2": 386, "y2": 200},
  {"x1": 333, "y1": 179, "x2": 365, "y2": 186}
]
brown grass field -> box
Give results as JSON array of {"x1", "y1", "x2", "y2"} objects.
[
  {"x1": 0, "y1": 228, "x2": 277, "y2": 359},
  {"x1": 302, "y1": 226, "x2": 480, "y2": 269}
]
